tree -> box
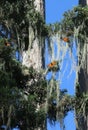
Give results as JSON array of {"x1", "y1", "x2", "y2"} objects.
[
  {"x1": 22, "y1": 0, "x2": 46, "y2": 70},
  {"x1": 0, "y1": 0, "x2": 88, "y2": 130},
  {"x1": 0, "y1": 1, "x2": 48, "y2": 130},
  {"x1": 79, "y1": 0, "x2": 88, "y2": 6},
  {"x1": 0, "y1": 36, "x2": 47, "y2": 130},
  {"x1": 44, "y1": 3, "x2": 88, "y2": 129},
  {"x1": 59, "y1": 4, "x2": 88, "y2": 129},
  {"x1": 77, "y1": 0, "x2": 88, "y2": 129}
]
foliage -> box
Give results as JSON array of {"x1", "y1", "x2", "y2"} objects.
[
  {"x1": 0, "y1": 0, "x2": 48, "y2": 129},
  {"x1": 60, "y1": 6, "x2": 88, "y2": 123},
  {"x1": 47, "y1": 84, "x2": 88, "y2": 128},
  {"x1": 75, "y1": 92, "x2": 88, "y2": 118},
  {"x1": 61, "y1": 5, "x2": 88, "y2": 48},
  {"x1": 47, "y1": 89, "x2": 73, "y2": 124},
  {"x1": 0, "y1": 0, "x2": 49, "y2": 50},
  {"x1": 46, "y1": 6, "x2": 88, "y2": 45},
  {"x1": 0, "y1": 37, "x2": 47, "y2": 129},
  {"x1": 75, "y1": 83, "x2": 88, "y2": 120},
  {"x1": 46, "y1": 5, "x2": 88, "y2": 129},
  {"x1": 61, "y1": 10, "x2": 75, "y2": 36},
  {"x1": 0, "y1": 2, "x2": 88, "y2": 130}
]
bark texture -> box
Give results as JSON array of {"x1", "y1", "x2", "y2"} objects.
[
  {"x1": 79, "y1": 0, "x2": 88, "y2": 6},
  {"x1": 78, "y1": 41, "x2": 88, "y2": 130},
  {"x1": 78, "y1": 1, "x2": 88, "y2": 130},
  {"x1": 22, "y1": 0, "x2": 45, "y2": 71},
  {"x1": 22, "y1": 1, "x2": 46, "y2": 130}
]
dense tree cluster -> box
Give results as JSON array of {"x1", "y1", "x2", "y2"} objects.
[{"x1": 0, "y1": 1, "x2": 88, "y2": 129}]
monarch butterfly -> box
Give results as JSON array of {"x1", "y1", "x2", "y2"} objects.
[
  {"x1": 62, "y1": 37, "x2": 69, "y2": 42},
  {"x1": 48, "y1": 63, "x2": 54, "y2": 68},
  {"x1": 47, "y1": 61, "x2": 57, "y2": 68}
]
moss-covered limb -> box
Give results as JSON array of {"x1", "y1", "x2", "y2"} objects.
[
  {"x1": 47, "y1": 81, "x2": 88, "y2": 127},
  {"x1": 47, "y1": 87, "x2": 74, "y2": 124},
  {"x1": 0, "y1": 0, "x2": 49, "y2": 60},
  {"x1": 74, "y1": 92, "x2": 88, "y2": 130},
  {"x1": 1, "y1": 4, "x2": 88, "y2": 47},
  {"x1": 75, "y1": 92, "x2": 88, "y2": 118},
  {"x1": 46, "y1": 6, "x2": 88, "y2": 43}
]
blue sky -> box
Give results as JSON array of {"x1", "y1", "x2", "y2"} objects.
[
  {"x1": 45, "y1": 0, "x2": 78, "y2": 130},
  {"x1": 45, "y1": 0, "x2": 78, "y2": 23}
]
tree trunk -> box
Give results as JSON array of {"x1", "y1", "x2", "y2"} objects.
[
  {"x1": 77, "y1": 40, "x2": 88, "y2": 130},
  {"x1": 22, "y1": 1, "x2": 46, "y2": 130},
  {"x1": 77, "y1": 1, "x2": 88, "y2": 130},
  {"x1": 22, "y1": 0, "x2": 45, "y2": 71},
  {"x1": 79, "y1": 0, "x2": 88, "y2": 6}
]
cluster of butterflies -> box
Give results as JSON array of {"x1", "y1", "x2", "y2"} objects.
[
  {"x1": 47, "y1": 61, "x2": 57, "y2": 68},
  {"x1": 47, "y1": 60, "x2": 60, "y2": 72}
]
